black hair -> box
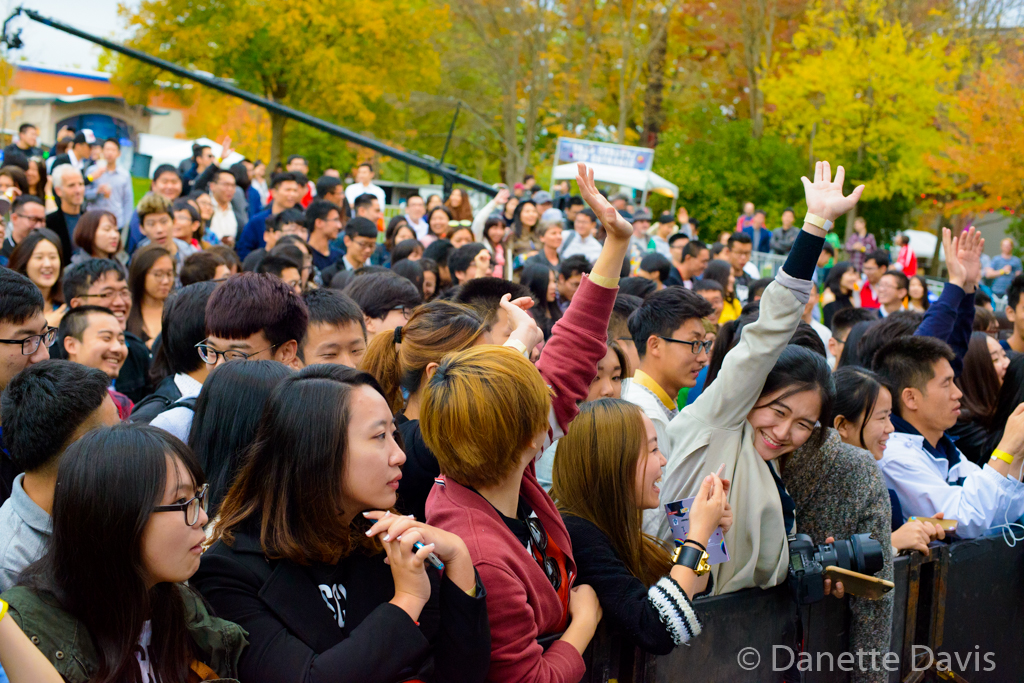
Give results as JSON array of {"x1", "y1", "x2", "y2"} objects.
[
  {"x1": 984, "y1": 355, "x2": 1024, "y2": 456},
  {"x1": 693, "y1": 279, "x2": 723, "y2": 295},
  {"x1": 639, "y1": 252, "x2": 671, "y2": 283},
  {"x1": 329, "y1": 270, "x2": 354, "y2": 291},
  {"x1": 345, "y1": 216, "x2": 377, "y2": 240},
  {"x1": 668, "y1": 233, "x2": 690, "y2": 247},
  {"x1": 619, "y1": 276, "x2": 657, "y2": 299},
  {"x1": 302, "y1": 289, "x2": 366, "y2": 335},
  {"x1": 149, "y1": 282, "x2": 217, "y2": 385},
  {"x1": 559, "y1": 254, "x2": 592, "y2": 280},
  {"x1": 521, "y1": 262, "x2": 562, "y2": 334},
  {"x1": 974, "y1": 289, "x2": 991, "y2": 308},
  {"x1": 822, "y1": 242, "x2": 835, "y2": 256},
  {"x1": 0, "y1": 359, "x2": 110, "y2": 472},
  {"x1": 958, "y1": 331, "x2": 1002, "y2": 429},
  {"x1": 8, "y1": 229, "x2": 65, "y2": 303},
  {"x1": 453, "y1": 276, "x2": 532, "y2": 331},
  {"x1": 61, "y1": 258, "x2": 127, "y2": 304},
  {"x1": 179, "y1": 251, "x2": 223, "y2": 287},
  {"x1": 125, "y1": 245, "x2": 173, "y2": 341},
  {"x1": 864, "y1": 249, "x2": 890, "y2": 269},
  {"x1": 755, "y1": 344, "x2": 835, "y2": 450},
  {"x1": 353, "y1": 193, "x2": 379, "y2": 213},
  {"x1": 710, "y1": 242, "x2": 727, "y2": 258},
  {"x1": 171, "y1": 197, "x2": 201, "y2": 226},
  {"x1": 858, "y1": 311, "x2": 923, "y2": 367},
  {"x1": 832, "y1": 366, "x2": 888, "y2": 449},
  {"x1": 210, "y1": 167, "x2": 235, "y2": 186},
  {"x1": 682, "y1": 240, "x2": 708, "y2": 262},
  {"x1": 422, "y1": 239, "x2": 454, "y2": 266},
  {"x1": 12, "y1": 194, "x2": 44, "y2": 213},
  {"x1": 57, "y1": 304, "x2": 117, "y2": 355},
  {"x1": 151, "y1": 164, "x2": 181, "y2": 186},
  {"x1": 628, "y1": 286, "x2": 713, "y2": 359},
  {"x1": 343, "y1": 272, "x2": 422, "y2": 319},
  {"x1": 836, "y1": 320, "x2": 874, "y2": 368},
  {"x1": 392, "y1": 258, "x2": 425, "y2": 294},
  {"x1": 576, "y1": 208, "x2": 597, "y2": 224},
  {"x1": 355, "y1": 266, "x2": 389, "y2": 276},
  {"x1": 287, "y1": 154, "x2": 306, "y2": 165},
  {"x1": 256, "y1": 254, "x2": 302, "y2": 279},
  {"x1": 701, "y1": 260, "x2": 734, "y2": 301},
  {"x1": 749, "y1": 277, "x2": 774, "y2": 301},
  {"x1": 267, "y1": 208, "x2": 305, "y2": 232},
  {"x1": 229, "y1": 162, "x2": 250, "y2": 190},
  {"x1": 315, "y1": 175, "x2": 343, "y2": 198},
  {"x1": 830, "y1": 306, "x2": 877, "y2": 336},
  {"x1": 448, "y1": 243, "x2": 487, "y2": 276},
  {"x1": 823, "y1": 260, "x2": 856, "y2": 299},
  {"x1": 727, "y1": 232, "x2": 752, "y2": 248},
  {"x1": 270, "y1": 171, "x2": 301, "y2": 189},
  {"x1": 17, "y1": 123, "x2": 35, "y2": 134},
  {"x1": 0, "y1": 267, "x2": 44, "y2": 326},
  {"x1": 205, "y1": 273, "x2": 309, "y2": 348},
  {"x1": 882, "y1": 270, "x2": 909, "y2": 293},
  {"x1": 789, "y1": 322, "x2": 827, "y2": 358},
  {"x1": 871, "y1": 336, "x2": 955, "y2": 417},
  {"x1": 188, "y1": 360, "x2": 294, "y2": 515},
  {"x1": 20, "y1": 423, "x2": 207, "y2": 683},
  {"x1": 305, "y1": 199, "x2": 340, "y2": 232},
  {"x1": 1007, "y1": 273, "x2": 1024, "y2": 311},
  {"x1": 390, "y1": 239, "x2": 423, "y2": 265}
]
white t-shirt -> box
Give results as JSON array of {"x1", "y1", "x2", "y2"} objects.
[
  {"x1": 208, "y1": 203, "x2": 238, "y2": 241},
  {"x1": 344, "y1": 182, "x2": 386, "y2": 213}
]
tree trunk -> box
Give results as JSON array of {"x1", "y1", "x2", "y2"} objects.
[
  {"x1": 929, "y1": 213, "x2": 945, "y2": 276},
  {"x1": 269, "y1": 111, "x2": 287, "y2": 171},
  {"x1": 844, "y1": 142, "x2": 866, "y2": 241},
  {"x1": 641, "y1": 12, "x2": 668, "y2": 149}
]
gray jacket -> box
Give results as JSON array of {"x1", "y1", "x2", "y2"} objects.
[{"x1": 0, "y1": 474, "x2": 51, "y2": 592}]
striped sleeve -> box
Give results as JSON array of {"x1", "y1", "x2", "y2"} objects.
[{"x1": 647, "y1": 576, "x2": 703, "y2": 645}]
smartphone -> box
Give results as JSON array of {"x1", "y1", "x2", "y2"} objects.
[
  {"x1": 824, "y1": 566, "x2": 894, "y2": 600},
  {"x1": 908, "y1": 516, "x2": 959, "y2": 534}
]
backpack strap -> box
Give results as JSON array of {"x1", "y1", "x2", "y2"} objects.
[
  {"x1": 170, "y1": 396, "x2": 198, "y2": 412},
  {"x1": 558, "y1": 229, "x2": 576, "y2": 257}
]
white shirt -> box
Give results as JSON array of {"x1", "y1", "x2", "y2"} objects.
[
  {"x1": 344, "y1": 182, "x2": 386, "y2": 213},
  {"x1": 208, "y1": 202, "x2": 239, "y2": 241},
  {"x1": 405, "y1": 214, "x2": 430, "y2": 241},
  {"x1": 559, "y1": 229, "x2": 603, "y2": 263},
  {"x1": 877, "y1": 432, "x2": 1024, "y2": 538},
  {"x1": 150, "y1": 373, "x2": 203, "y2": 442},
  {"x1": 809, "y1": 318, "x2": 835, "y2": 367}
]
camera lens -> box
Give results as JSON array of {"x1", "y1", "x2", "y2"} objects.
[{"x1": 849, "y1": 533, "x2": 884, "y2": 575}]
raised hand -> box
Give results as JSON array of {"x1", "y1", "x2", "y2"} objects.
[
  {"x1": 956, "y1": 226, "x2": 984, "y2": 290},
  {"x1": 800, "y1": 161, "x2": 865, "y2": 223},
  {"x1": 500, "y1": 293, "x2": 544, "y2": 354},
  {"x1": 575, "y1": 163, "x2": 632, "y2": 241},
  {"x1": 942, "y1": 228, "x2": 966, "y2": 288},
  {"x1": 495, "y1": 187, "x2": 511, "y2": 205}
]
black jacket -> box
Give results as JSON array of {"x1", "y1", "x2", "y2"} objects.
[
  {"x1": 117, "y1": 332, "x2": 153, "y2": 404},
  {"x1": 394, "y1": 415, "x2": 440, "y2": 522},
  {"x1": 948, "y1": 418, "x2": 992, "y2": 467},
  {"x1": 192, "y1": 527, "x2": 491, "y2": 683},
  {"x1": 44, "y1": 210, "x2": 74, "y2": 268}
]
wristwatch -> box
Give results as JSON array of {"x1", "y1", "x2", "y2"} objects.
[{"x1": 672, "y1": 542, "x2": 711, "y2": 576}]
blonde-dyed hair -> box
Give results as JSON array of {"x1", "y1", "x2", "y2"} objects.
[
  {"x1": 551, "y1": 399, "x2": 672, "y2": 586},
  {"x1": 136, "y1": 191, "x2": 174, "y2": 225},
  {"x1": 360, "y1": 300, "x2": 486, "y2": 413},
  {"x1": 421, "y1": 345, "x2": 552, "y2": 488}
]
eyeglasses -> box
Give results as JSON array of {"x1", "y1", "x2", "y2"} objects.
[
  {"x1": 0, "y1": 327, "x2": 56, "y2": 355},
  {"x1": 658, "y1": 336, "x2": 713, "y2": 354},
  {"x1": 352, "y1": 238, "x2": 377, "y2": 250},
  {"x1": 13, "y1": 213, "x2": 45, "y2": 226},
  {"x1": 524, "y1": 515, "x2": 561, "y2": 591},
  {"x1": 195, "y1": 341, "x2": 279, "y2": 364},
  {"x1": 391, "y1": 305, "x2": 414, "y2": 320},
  {"x1": 448, "y1": 220, "x2": 472, "y2": 228},
  {"x1": 78, "y1": 288, "x2": 132, "y2": 303},
  {"x1": 153, "y1": 484, "x2": 209, "y2": 526},
  {"x1": 285, "y1": 279, "x2": 303, "y2": 290},
  {"x1": 149, "y1": 269, "x2": 175, "y2": 281}
]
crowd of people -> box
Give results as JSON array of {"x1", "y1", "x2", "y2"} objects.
[{"x1": 0, "y1": 118, "x2": 1017, "y2": 683}]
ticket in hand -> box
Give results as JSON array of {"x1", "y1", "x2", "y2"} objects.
[{"x1": 665, "y1": 498, "x2": 730, "y2": 565}]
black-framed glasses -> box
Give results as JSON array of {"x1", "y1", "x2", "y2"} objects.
[
  {"x1": 0, "y1": 327, "x2": 56, "y2": 355},
  {"x1": 195, "y1": 341, "x2": 278, "y2": 364},
  {"x1": 658, "y1": 336, "x2": 713, "y2": 354},
  {"x1": 13, "y1": 213, "x2": 45, "y2": 226},
  {"x1": 391, "y1": 305, "x2": 415, "y2": 320},
  {"x1": 153, "y1": 484, "x2": 209, "y2": 526},
  {"x1": 78, "y1": 289, "x2": 131, "y2": 303},
  {"x1": 525, "y1": 516, "x2": 561, "y2": 591}
]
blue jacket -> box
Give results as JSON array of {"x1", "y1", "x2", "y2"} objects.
[
  {"x1": 913, "y1": 282, "x2": 974, "y2": 376},
  {"x1": 236, "y1": 208, "x2": 273, "y2": 260},
  {"x1": 742, "y1": 226, "x2": 773, "y2": 253}
]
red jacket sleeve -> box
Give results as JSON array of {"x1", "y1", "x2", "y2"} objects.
[{"x1": 536, "y1": 275, "x2": 617, "y2": 438}]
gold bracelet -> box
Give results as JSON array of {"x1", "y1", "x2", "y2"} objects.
[
  {"x1": 991, "y1": 449, "x2": 1014, "y2": 465},
  {"x1": 0, "y1": 598, "x2": 8, "y2": 623}
]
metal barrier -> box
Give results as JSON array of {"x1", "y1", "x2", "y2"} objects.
[{"x1": 581, "y1": 534, "x2": 1024, "y2": 682}]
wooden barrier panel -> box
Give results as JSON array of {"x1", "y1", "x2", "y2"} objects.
[{"x1": 581, "y1": 535, "x2": 1024, "y2": 683}]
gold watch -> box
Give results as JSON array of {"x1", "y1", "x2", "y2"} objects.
[{"x1": 672, "y1": 543, "x2": 711, "y2": 576}]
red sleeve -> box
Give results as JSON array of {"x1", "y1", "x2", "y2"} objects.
[{"x1": 536, "y1": 276, "x2": 617, "y2": 437}]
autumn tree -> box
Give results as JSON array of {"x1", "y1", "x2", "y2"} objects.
[
  {"x1": 113, "y1": 0, "x2": 445, "y2": 169},
  {"x1": 761, "y1": 0, "x2": 963, "y2": 233}
]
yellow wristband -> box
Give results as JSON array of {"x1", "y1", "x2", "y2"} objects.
[
  {"x1": 0, "y1": 598, "x2": 8, "y2": 623},
  {"x1": 503, "y1": 338, "x2": 528, "y2": 357},
  {"x1": 803, "y1": 212, "x2": 834, "y2": 232},
  {"x1": 587, "y1": 273, "x2": 620, "y2": 289},
  {"x1": 991, "y1": 449, "x2": 1014, "y2": 465}
]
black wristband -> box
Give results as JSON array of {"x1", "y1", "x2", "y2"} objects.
[
  {"x1": 675, "y1": 543, "x2": 705, "y2": 570},
  {"x1": 781, "y1": 230, "x2": 827, "y2": 281},
  {"x1": 682, "y1": 538, "x2": 707, "y2": 553}
]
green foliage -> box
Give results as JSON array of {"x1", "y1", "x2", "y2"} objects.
[
  {"x1": 281, "y1": 125, "x2": 358, "y2": 180},
  {"x1": 651, "y1": 112, "x2": 808, "y2": 240},
  {"x1": 853, "y1": 193, "x2": 914, "y2": 247}
]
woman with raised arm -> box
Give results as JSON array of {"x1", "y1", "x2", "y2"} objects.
[{"x1": 657, "y1": 162, "x2": 864, "y2": 595}]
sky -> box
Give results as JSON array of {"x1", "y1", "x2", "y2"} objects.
[{"x1": 4, "y1": 0, "x2": 139, "y2": 71}]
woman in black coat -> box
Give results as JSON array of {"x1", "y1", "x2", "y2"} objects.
[{"x1": 192, "y1": 365, "x2": 489, "y2": 683}]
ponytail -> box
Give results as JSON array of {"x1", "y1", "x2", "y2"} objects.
[{"x1": 359, "y1": 301, "x2": 486, "y2": 415}]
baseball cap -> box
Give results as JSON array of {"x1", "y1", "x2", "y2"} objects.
[
  {"x1": 73, "y1": 129, "x2": 96, "y2": 145},
  {"x1": 531, "y1": 190, "x2": 553, "y2": 204}
]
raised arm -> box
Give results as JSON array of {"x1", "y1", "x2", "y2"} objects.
[
  {"x1": 472, "y1": 188, "x2": 508, "y2": 241},
  {"x1": 685, "y1": 162, "x2": 863, "y2": 428},
  {"x1": 536, "y1": 164, "x2": 626, "y2": 439}
]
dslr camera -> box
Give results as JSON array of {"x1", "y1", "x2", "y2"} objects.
[{"x1": 787, "y1": 533, "x2": 884, "y2": 604}]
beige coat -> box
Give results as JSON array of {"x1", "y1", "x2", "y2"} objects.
[{"x1": 658, "y1": 274, "x2": 810, "y2": 595}]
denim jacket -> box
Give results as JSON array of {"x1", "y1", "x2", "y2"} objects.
[{"x1": 1, "y1": 583, "x2": 247, "y2": 682}]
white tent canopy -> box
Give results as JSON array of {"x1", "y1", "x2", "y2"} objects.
[
  {"x1": 551, "y1": 162, "x2": 678, "y2": 202},
  {"x1": 137, "y1": 134, "x2": 246, "y2": 178}
]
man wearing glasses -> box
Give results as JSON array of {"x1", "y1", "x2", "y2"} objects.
[
  {"x1": 0, "y1": 269, "x2": 56, "y2": 503},
  {"x1": 622, "y1": 287, "x2": 715, "y2": 461},
  {"x1": 0, "y1": 196, "x2": 46, "y2": 267}
]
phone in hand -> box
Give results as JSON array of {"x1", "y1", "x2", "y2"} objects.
[
  {"x1": 823, "y1": 566, "x2": 894, "y2": 600},
  {"x1": 908, "y1": 516, "x2": 958, "y2": 534}
]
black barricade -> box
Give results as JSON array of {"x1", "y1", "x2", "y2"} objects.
[{"x1": 582, "y1": 534, "x2": 1024, "y2": 683}]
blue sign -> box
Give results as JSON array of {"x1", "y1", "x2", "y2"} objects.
[{"x1": 555, "y1": 137, "x2": 655, "y2": 172}]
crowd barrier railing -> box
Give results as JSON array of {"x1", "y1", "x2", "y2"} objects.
[{"x1": 580, "y1": 534, "x2": 1023, "y2": 683}]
